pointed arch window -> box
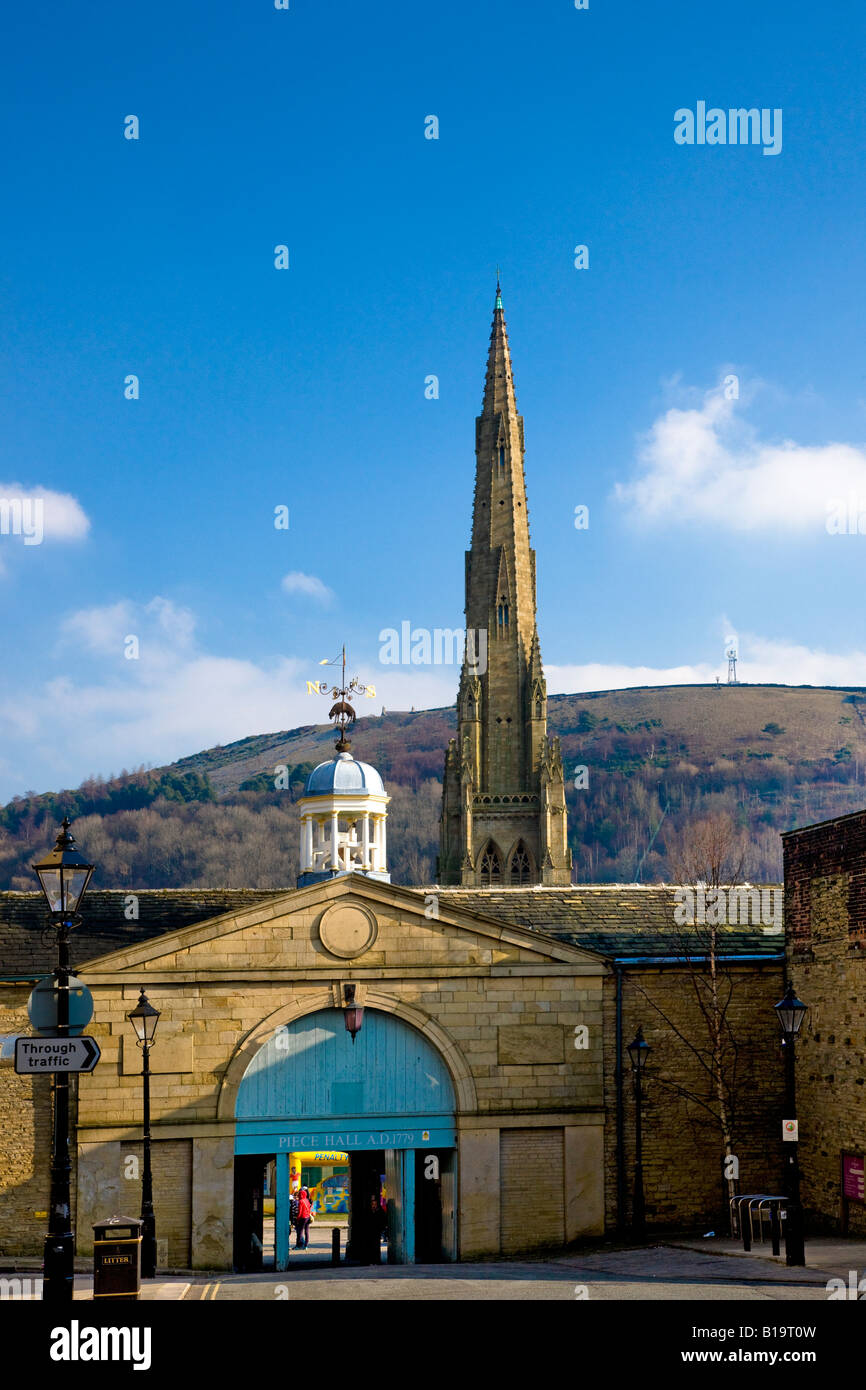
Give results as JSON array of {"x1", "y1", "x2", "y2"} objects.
[
  {"x1": 498, "y1": 445, "x2": 505, "y2": 470},
  {"x1": 479, "y1": 842, "x2": 502, "y2": 888},
  {"x1": 509, "y1": 842, "x2": 532, "y2": 886},
  {"x1": 497, "y1": 600, "x2": 510, "y2": 634}
]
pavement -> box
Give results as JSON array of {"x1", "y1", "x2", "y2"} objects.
[
  {"x1": 3, "y1": 1232, "x2": 864, "y2": 1300},
  {"x1": 669, "y1": 1233, "x2": 866, "y2": 1280}
]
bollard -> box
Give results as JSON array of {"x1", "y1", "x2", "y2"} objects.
[
  {"x1": 770, "y1": 1204, "x2": 781, "y2": 1256},
  {"x1": 331, "y1": 1228, "x2": 340, "y2": 1265},
  {"x1": 741, "y1": 1199, "x2": 751, "y2": 1251}
]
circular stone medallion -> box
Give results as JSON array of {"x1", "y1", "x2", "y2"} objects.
[{"x1": 318, "y1": 902, "x2": 378, "y2": 959}]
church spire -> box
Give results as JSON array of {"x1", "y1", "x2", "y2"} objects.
[
  {"x1": 480, "y1": 275, "x2": 519, "y2": 423},
  {"x1": 438, "y1": 285, "x2": 572, "y2": 888},
  {"x1": 468, "y1": 282, "x2": 535, "y2": 663}
]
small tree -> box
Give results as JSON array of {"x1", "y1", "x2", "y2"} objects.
[{"x1": 633, "y1": 812, "x2": 749, "y2": 1218}]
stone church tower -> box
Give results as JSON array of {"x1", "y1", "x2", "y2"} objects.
[{"x1": 438, "y1": 283, "x2": 572, "y2": 887}]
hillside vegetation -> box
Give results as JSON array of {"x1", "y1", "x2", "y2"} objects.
[{"x1": 2, "y1": 685, "x2": 866, "y2": 892}]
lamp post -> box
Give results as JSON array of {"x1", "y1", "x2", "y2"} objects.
[
  {"x1": 774, "y1": 982, "x2": 807, "y2": 1267},
  {"x1": 627, "y1": 1026, "x2": 651, "y2": 1242},
  {"x1": 127, "y1": 988, "x2": 160, "y2": 1278},
  {"x1": 32, "y1": 818, "x2": 94, "y2": 1304}
]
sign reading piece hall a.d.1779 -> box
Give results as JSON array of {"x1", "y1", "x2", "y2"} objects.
[{"x1": 14, "y1": 1036, "x2": 100, "y2": 1074}]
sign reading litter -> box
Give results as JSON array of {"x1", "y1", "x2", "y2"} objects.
[{"x1": 14, "y1": 1036, "x2": 100, "y2": 1074}]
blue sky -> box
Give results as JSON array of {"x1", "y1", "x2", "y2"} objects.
[{"x1": 2, "y1": 0, "x2": 866, "y2": 800}]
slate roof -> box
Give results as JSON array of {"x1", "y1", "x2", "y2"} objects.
[
  {"x1": 424, "y1": 886, "x2": 785, "y2": 960},
  {"x1": 0, "y1": 883, "x2": 785, "y2": 979},
  {"x1": 0, "y1": 890, "x2": 280, "y2": 979}
]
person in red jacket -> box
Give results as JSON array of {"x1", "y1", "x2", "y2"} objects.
[{"x1": 295, "y1": 1187, "x2": 313, "y2": 1249}]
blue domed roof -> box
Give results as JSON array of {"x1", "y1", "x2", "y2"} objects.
[{"x1": 304, "y1": 752, "x2": 385, "y2": 796}]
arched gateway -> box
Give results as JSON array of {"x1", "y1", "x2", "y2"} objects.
[{"x1": 233, "y1": 1007, "x2": 457, "y2": 1270}]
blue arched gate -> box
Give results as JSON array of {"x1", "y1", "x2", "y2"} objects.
[{"x1": 234, "y1": 1008, "x2": 457, "y2": 1267}]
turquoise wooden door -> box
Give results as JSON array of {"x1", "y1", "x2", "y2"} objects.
[
  {"x1": 235, "y1": 1007, "x2": 456, "y2": 1147},
  {"x1": 234, "y1": 1008, "x2": 457, "y2": 1267}
]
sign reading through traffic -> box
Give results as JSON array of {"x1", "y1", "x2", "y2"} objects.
[{"x1": 14, "y1": 1036, "x2": 100, "y2": 1074}]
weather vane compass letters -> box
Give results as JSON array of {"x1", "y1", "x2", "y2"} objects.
[{"x1": 307, "y1": 646, "x2": 375, "y2": 751}]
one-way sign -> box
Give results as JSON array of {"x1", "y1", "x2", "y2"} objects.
[{"x1": 15, "y1": 1036, "x2": 101, "y2": 1074}]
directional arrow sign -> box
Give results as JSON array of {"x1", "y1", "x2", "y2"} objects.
[{"x1": 15, "y1": 1035, "x2": 101, "y2": 1074}]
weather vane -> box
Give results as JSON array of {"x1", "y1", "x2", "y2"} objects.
[{"x1": 307, "y1": 646, "x2": 376, "y2": 752}]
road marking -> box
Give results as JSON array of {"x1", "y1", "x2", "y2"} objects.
[
  {"x1": 199, "y1": 1283, "x2": 212, "y2": 1301},
  {"x1": 208, "y1": 1282, "x2": 221, "y2": 1300}
]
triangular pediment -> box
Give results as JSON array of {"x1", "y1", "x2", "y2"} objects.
[{"x1": 78, "y1": 873, "x2": 605, "y2": 979}]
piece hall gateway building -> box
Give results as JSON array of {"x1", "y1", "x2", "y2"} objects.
[{"x1": 1, "y1": 286, "x2": 859, "y2": 1270}]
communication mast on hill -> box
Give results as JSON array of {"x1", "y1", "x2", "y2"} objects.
[{"x1": 726, "y1": 647, "x2": 739, "y2": 685}]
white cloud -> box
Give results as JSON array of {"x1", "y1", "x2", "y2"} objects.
[
  {"x1": 282, "y1": 571, "x2": 334, "y2": 604},
  {"x1": 615, "y1": 386, "x2": 866, "y2": 531},
  {"x1": 36, "y1": 486, "x2": 90, "y2": 539},
  {"x1": 0, "y1": 598, "x2": 460, "y2": 800},
  {"x1": 547, "y1": 632, "x2": 866, "y2": 692},
  {"x1": 59, "y1": 597, "x2": 196, "y2": 663},
  {"x1": 16, "y1": 585, "x2": 866, "y2": 803},
  {"x1": 0, "y1": 482, "x2": 90, "y2": 547},
  {"x1": 60, "y1": 601, "x2": 136, "y2": 656},
  {"x1": 363, "y1": 668, "x2": 457, "y2": 713}
]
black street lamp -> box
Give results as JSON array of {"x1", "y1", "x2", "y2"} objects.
[
  {"x1": 627, "y1": 1026, "x2": 651, "y2": 1242},
  {"x1": 127, "y1": 988, "x2": 161, "y2": 1278},
  {"x1": 774, "y1": 982, "x2": 807, "y2": 1267},
  {"x1": 32, "y1": 818, "x2": 95, "y2": 1304}
]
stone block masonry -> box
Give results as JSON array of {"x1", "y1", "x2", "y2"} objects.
[
  {"x1": 603, "y1": 963, "x2": 786, "y2": 1232},
  {"x1": 784, "y1": 809, "x2": 866, "y2": 1234}
]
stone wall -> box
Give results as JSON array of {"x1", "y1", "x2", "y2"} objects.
[
  {"x1": 603, "y1": 961, "x2": 786, "y2": 1232},
  {"x1": 74, "y1": 892, "x2": 606, "y2": 1129},
  {"x1": 76, "y1": 1138, "x2": 192, "y2": 1265},
  {"x1": 67, "y1": 884, "x2": 608, "y2": 1266},
  {"x1": 0, "y1": 993, "x2": 58, "y2": 1255},
  {"x1": 0, "y1": 877, "x2": 792, "y2": 1265},
  {"x1": 784, "y1": 811, "x2": 866, "y2": 1234}
]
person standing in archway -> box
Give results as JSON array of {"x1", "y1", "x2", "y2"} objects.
[
  {"x1": 295, "y1": 1187, "x2": 313, "y2": 1249},
  {"x1": 368, "y1": 1193, "x2": 387, "y2": 1263}
]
